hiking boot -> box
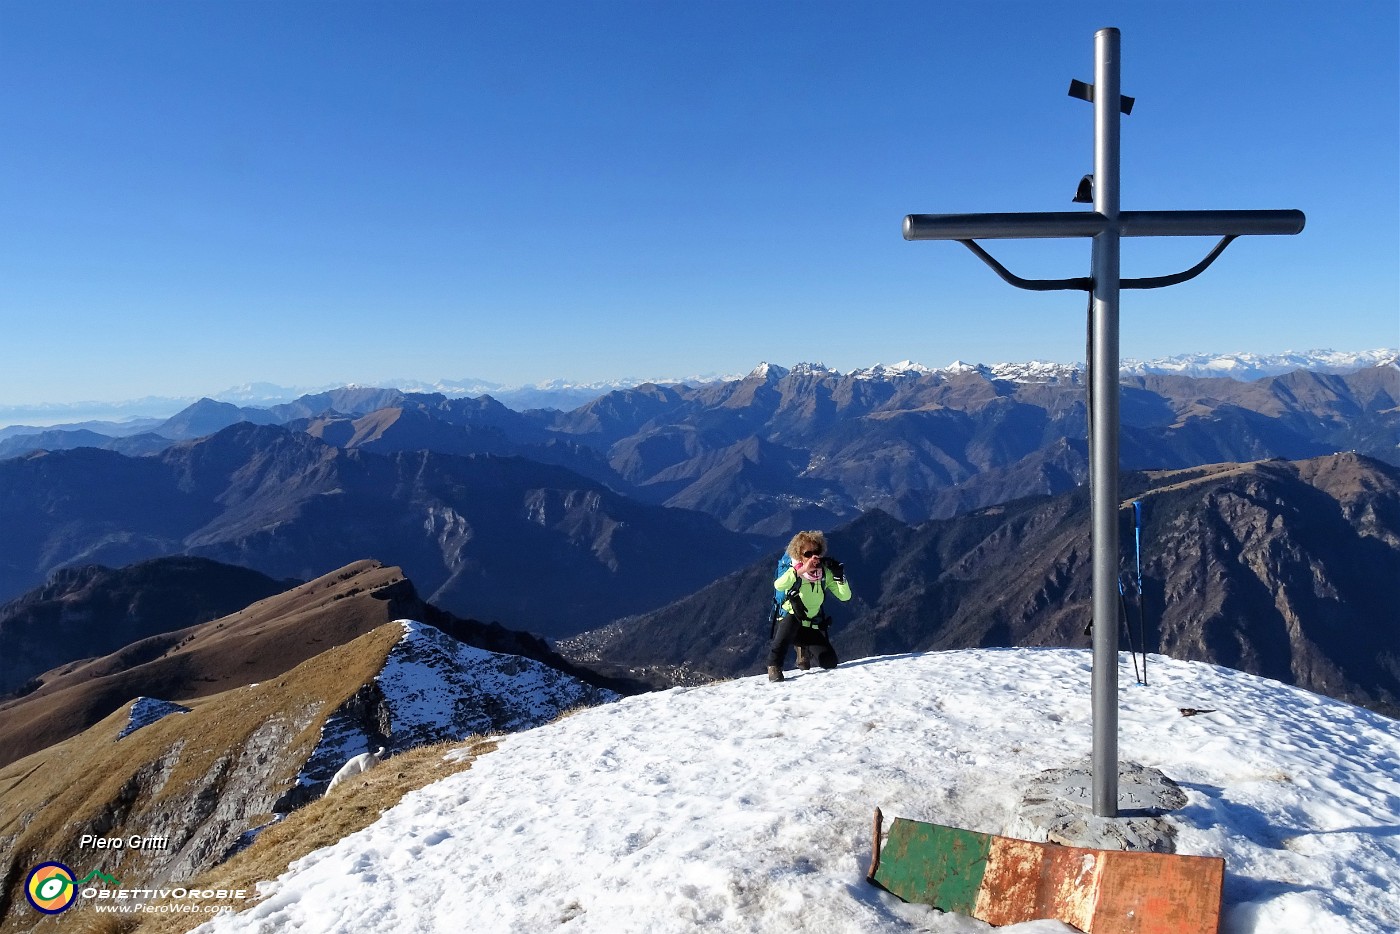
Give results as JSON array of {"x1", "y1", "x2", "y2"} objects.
[
  {"x1": 795, "y1": 647, "x2": 811, "y2": 670},
  {"x1": 767, "y1": 666, "x2": 785, "y2": 683}
]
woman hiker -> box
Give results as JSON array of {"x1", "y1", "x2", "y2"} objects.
[{"x1": 767, "y1": 530, "x2": 851, "y2": 682}]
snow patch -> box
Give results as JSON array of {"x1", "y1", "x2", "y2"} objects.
[
  {"x1": 378, "y1": 620, "x2": 619, "y2": 746},
  {"x1": 294, "y1": 620, "x2": 619, "y2": 789},
  {"x1": 117, "y1": 697, "x2": 191, "y2": 740}
]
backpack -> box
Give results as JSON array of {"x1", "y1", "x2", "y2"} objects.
[{"x1": 769, "y1": 553, "x2": 828, "y2": 636}]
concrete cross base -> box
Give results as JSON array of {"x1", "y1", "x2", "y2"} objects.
[{"x1": 1010, "y1": 757, "x2": 1188, "y2": 853}]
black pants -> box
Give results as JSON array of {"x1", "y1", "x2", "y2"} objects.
[{"x1": 767, "y1": 614, "x2": 838, "y2": 670}]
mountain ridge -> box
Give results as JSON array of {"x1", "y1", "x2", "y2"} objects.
[
  {"x1": 0, "y1": 560, "x2": 635, "y2": 769},
  {"x1": 560, "y1": 452, "x2": 1400, "y2": 717},
  {"x1": 3, "y1": 348, "x2": 1391, "y2": 433},
  {"x1": 0, "y1": 425, "x2": 770, "y2": 635},
  {"x1": 0, "y1": 616, "x2": 617, "y2": 926}
]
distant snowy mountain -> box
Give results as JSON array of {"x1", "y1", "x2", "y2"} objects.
[
  {"x1": 774, "y1": 349, "x2": 1396, "y2": 387},
  {"x1": 936, "y1": 359, "x2": 1083, "y2": 383},
  {"x1": 928, "y1": 349, "x2": 1396, "y2": 384},
  {"x1": 195, "y1": 649, "x2": 1400, "y2": 934},
  {"x1": 850, "y1": 360, "x2": 936, "y2": 380},
  {"x1": 1119, "y1": 348, "x2": 1398, "y2": 381},
  {"x1": 2, "y1": 350, "x2": 1390, "y2": 430}
]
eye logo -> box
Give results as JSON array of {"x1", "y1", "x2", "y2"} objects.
[{"x1": 25, "y1": 862, "x2": 77, "y2": 914}]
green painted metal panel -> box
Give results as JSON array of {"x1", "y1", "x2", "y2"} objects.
[{"x1": 871, "y1": 818, "x2": 991, "y2": 912}]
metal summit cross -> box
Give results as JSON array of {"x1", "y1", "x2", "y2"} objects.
[{"x1": 902, "y1": 28, "x2": 1304, "y2": 819}]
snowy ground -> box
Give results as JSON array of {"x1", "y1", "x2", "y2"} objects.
[{"x1": 197, "y1": 649, "x2": 1400, "y2": 934}]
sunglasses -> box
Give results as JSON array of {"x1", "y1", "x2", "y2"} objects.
[{"x1": 802, "y1": 550, "x2": 823, "y2": 558}]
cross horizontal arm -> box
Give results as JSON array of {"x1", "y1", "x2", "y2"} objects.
[
  {"x1": 903, "y1": 209, "x2": 1305, "y2": 241},
  {"x1": 1119, "y1": 209, "x2": 1305, "y2": 237},
  {"x1": 903, "y1": 212, "x2": 1104, "y2": 240}
]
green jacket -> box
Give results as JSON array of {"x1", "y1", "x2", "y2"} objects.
[{"x1": 775, "y1": 566, "x2": 852, "y2": 627}]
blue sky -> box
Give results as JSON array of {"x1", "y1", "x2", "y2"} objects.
[{"x1": 1, "y1": 0, "x2": 1396, "y2": 405}]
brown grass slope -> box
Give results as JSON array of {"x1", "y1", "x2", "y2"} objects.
[
  {"x1": 0, "y1": 556, "x2": 298, "y2": 697},
  {"x1": 0, "y1": 622, "x2": 407, "y2": 932},
  {"x1": 0, "y1": 561, "x2": 421, "y2": 769}
]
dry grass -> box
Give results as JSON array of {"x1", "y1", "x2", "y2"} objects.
[
  {"x1": 0, "y1": 623, "x2": 402, "y2": 934},
  {"x1": 0, "y1": 560, "x2": 413, "y2": 770},
  {"x1": 56, "y1": 918, "x2": 142, "y2": 934},
  {"x1": 129, "y1": 737, "x2": 497, "y2": 934}
]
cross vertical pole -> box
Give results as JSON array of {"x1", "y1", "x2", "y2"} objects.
[
  {"x1": 1089, "y1": 27, "x2": 1121, "y2": 818},
  {"x1": 900, "y1": 23, "x2": 1304, "y2": 829}
]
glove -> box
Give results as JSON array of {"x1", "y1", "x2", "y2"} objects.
[{"x1": 823, "y1": 556, "x2": 845, "y2": 582}]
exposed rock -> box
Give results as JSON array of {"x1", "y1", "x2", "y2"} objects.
[{"x1": 1011, "y1": 758, "x2": 1189, "y2": 852}]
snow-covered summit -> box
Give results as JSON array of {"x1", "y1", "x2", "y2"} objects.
[
  {"x1": 851, "y1": 360, "x2": 936, "y2": 380},
  {"x1": 943, "y1": 360, "x2": 1082, "y2": 384},
  {"x1": 790, "y1": 361, "x2": 840, "y2": 378},
  {"x1": 196, "y1": 649, "x2": 1399, "y2": 934},
  {"x1": 747, "y1": 362, "x2": 790, "y2": 381},
  {"x1": 784, "y1": 349, "x2": 1393, "y2": 386}
]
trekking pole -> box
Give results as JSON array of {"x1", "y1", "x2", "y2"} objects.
[
  {"x1": 1133, "y1": 500, "x2": 1148, "y2": 686},
  {"x1": 1118, "y1": 577, "x2": 1142, "y2": 684}
]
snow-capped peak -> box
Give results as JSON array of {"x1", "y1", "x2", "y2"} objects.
[
  {"x1": 789, "y1": 361, "x2": 839, "y2": 378},
  {"x1": 747, "y1": 362, "x2": 790, "y2": 381},
  {"x1": 850, "y1": 360, "x2": 936, "y2": 380}
]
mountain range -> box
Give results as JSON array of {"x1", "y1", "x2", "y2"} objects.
[
  {"x1": 0, "y1": 356, "x2": 1394, "y2": 569},
  {"x1": 0, "y1": 354, "x2": 1394, "y2": 651},
  {"x1": 561, "y1": 452, "x2": 1400, "y2": 718},
  {"x1": 3, "y1": 348, "x2": 1392, "y2": 435},
  {"x1": 1, "y1": 350, "x2": 1396, "y2": 929},
  {"x1": 0, "y1": 426, "x2": 767, "y2": 638}
]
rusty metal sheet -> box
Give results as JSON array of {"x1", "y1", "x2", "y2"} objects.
[
  {"x1": 976, "y1": 836, "x2": 1103, "y2": 931},
  {"x1": 1090, "y1": 849, "x2": 1225, "y2": 934},
  {"x1": 867, "y1": 810, "x2": 1224, "y2": 934}
]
